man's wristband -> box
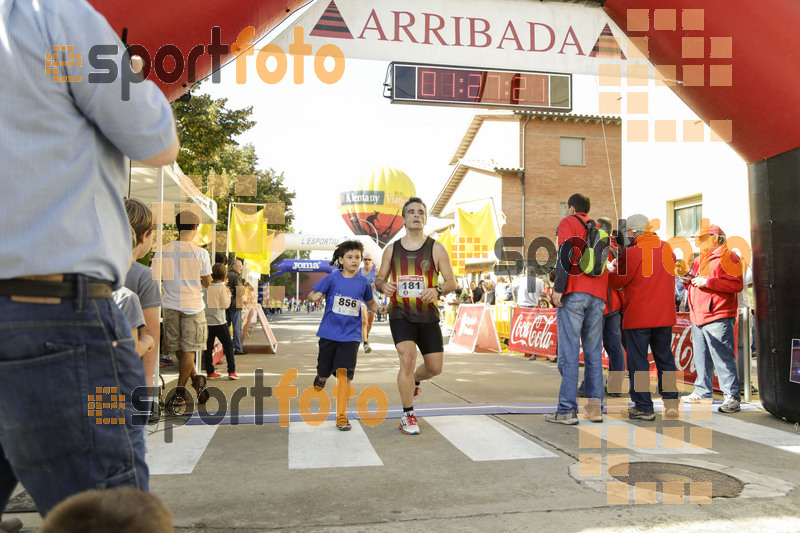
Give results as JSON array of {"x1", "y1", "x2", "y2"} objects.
[{"x1": 436, "y1": 286, "x2": 443, "y2": 295}]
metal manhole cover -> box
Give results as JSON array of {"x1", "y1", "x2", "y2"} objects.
[{"x1": 607, "y1": 462, "x2": 744, "y2": 498}]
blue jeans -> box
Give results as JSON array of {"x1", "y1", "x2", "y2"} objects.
[
  {"x1": 226, "y1": 308, "x2": 243, "y2": 352},
  {"x1": 623, "y1": 327, "x2": 679, "y2": 413},
  {"x1": 0, "y1": 277, "x2": 148, "y2": 516},
  {"x1": 556, "y1": 292, "x2": 605, "y2": 413},
  {"x1": 691, "y1": 318, "x2": 740, "y2": 400}
]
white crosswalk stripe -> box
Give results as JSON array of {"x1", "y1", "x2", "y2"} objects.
[
  {"x1": 147, "y1": 424, "x2": 218, "y2": 475},
  {"x1": 426, "y1": 415, "x2": 557, "y2": 461},
  {"x1": 288, "y1": 420, "x2": 383, "y2": 469}
]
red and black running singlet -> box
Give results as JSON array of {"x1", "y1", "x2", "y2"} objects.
[{"x1": 388, "y1": 237, "x2": 439, "y2": 323}]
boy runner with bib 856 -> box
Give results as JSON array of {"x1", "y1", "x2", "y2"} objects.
[
  {"x1": 308, "y1": 240, "x2": 387, "y2": 431},
  {"x1": 375, "y1": 197, "x2": 457, "y2": 435}
]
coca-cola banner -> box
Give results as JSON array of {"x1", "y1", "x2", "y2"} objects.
[{"x1": 508, "y1": 308, "x2": 558, "y2": 359}]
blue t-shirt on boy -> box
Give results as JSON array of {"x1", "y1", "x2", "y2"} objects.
[{"x1": 314, "y1": 270, "x2": 374, "y2": 342}]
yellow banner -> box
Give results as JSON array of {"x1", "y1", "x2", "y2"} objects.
[
  {"x1": 456, "y1": 203, "x2": 496, "y2": 263},
  {"x1": 229, "y1": 207, "x2": 265, "y2": 255},
  {"x1": 241, "y1": 229, "x2": 276, "y2": 275}
]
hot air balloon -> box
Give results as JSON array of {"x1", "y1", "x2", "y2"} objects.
[{"x1": 338, "y1": 166, "x2": 416, "y2": 248}]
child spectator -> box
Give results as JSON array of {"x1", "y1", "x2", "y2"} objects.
[
  {"x1": 123, "y1": 198, "x2": 161, "y2": 414},
  {"x1": 203, "y1": 263, "x2": 237, "y2": 380},
  {"x1": 307, "y1": 240, "x2": 386, "y2": 431},
  {"x1": 39, "y1": 487, "x2": 172, "y2": 533},
  {"x1": 113, "y1": 228, "x2": 155, "y2": 358}
]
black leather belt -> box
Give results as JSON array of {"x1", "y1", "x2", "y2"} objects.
[{"x1": 0, "y1": 277, "x2": 113, "y2": 299}]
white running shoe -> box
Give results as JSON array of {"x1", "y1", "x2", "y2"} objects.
[
  {"x1": 399, "y1": 411, "x2": 420, "y2": 435},
  {"x1": 413, "y1": 386, "x2": 421, "y2": 406},
  {"x1": 683, "y1": 392, "x2": 711, "y2": 403},
  {"x1": 718, "y1": 394, "x2": 741, "y2": 413}
]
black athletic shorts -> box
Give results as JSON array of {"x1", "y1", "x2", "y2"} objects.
[
  {"x1": 317, "y1": 338, "x2": 359, "y2": 380},
  {"x1": 389, "y1": 318, "x2": 444, "y2": 355}
]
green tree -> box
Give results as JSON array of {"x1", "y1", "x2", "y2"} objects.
[{"x1": 172, "y1": 85, "x2": 298, "y2": 279}]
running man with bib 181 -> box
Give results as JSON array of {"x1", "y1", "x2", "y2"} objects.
[{"x1": 375, "y1": 197, "x2": 457, "y2": 435}]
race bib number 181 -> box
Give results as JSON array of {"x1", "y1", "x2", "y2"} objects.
[
  {"x1": 397, "y1": 275, "x2": 426, "y2": 298},
  {"x1": 332, "y1": 295, "x2": 360, "y2": 316}
]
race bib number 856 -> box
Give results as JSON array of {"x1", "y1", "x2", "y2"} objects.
[
  {"x1": 333, "y1": 296, "x2": 360, "y2": 316},
  {"x1": 397, "y1": 275, "x2": 426, "y2": 298}
]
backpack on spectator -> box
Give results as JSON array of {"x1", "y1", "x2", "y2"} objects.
[{"x1": 572, "y1": 215, "x2": 610, "y2": 277}]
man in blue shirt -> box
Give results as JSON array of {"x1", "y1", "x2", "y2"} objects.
[{"x1": 0, "y1": 0, "x2": 177, "y2": 519}]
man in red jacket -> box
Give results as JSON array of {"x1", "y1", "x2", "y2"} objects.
[
  {"x1": 546, "y1": 194, "x2": 607, "y2": 424},
  {"x1": 683, "y1": 223, "x2": 744, "y2": 413},
  {"x1": 609, "y1": 214, "x2": 680, "y2": 421}
]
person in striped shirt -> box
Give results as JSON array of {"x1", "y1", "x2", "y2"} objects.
[{"x1": 375, "y1": 197, "x2": 457, "y2": 435}]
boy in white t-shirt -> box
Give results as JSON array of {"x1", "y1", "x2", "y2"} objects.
[{"x1": 153, "y1": 210, "x2": 212, "y2": 406}]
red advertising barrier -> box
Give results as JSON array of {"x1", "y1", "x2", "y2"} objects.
[
  {"x1": 508, "y1": 309, "x2": 732, "y2": 392},
  {"x1": 508, "y1": 308, "x2": 558, "y2": 359},
  {"x1": 450, "y1": 304, "x2": 502, "y2": 354}
]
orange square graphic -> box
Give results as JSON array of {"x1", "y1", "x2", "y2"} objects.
[
  {"x1": 683, "y1": 120, "x2": 705, "y2": 142},
  {"x1": 710, "y1": 65, "x2": 732, "y2": 87},
  {"x1": 662, "y1": 482, "x2": 686, "y2": 504},
  {"x1": 626, "y1": 9, "x2": 649, "y2": 32},
  {"x1": 682, "y1": 9, "x2": 704, "y2": 31},
  {"x1": 634, "y1": 482, "x2": 657, "y2": 504},
  {"x1": 634, "y1": 427, "x2": 657, "y2": 449},
  {"x1": 661, "y1": 371, "x2": 679, "y2": 393},
  {"x1": 627, "y1": 120, "x2": 648, "y2": 142},
  {"x1": 599, "y1": 64, "x2": 622, "y2": 87},
  {"x1": 690, "y1": 426, "x2": 713, "y2": 448},
  {"x1": 607, "y1": 454, "x2": 629, "y2": 476},
  {"x1": 662, "y1": 426, "x2": 685, "y2": 449},
  {"x1": 626, "y1": 64, "x2": 649, "y2": 87},
  {"x1": 682, "y1": 37, "x2": 704, "y2": 59},
  {"x1": 579, "y1": 426, "x2": 602, "y2": 449},
  {"x1": 606, "y1": 426, "x2": 629, "y2": 448},
  {"x1": 235, "y1": 175, "x2": 257, "y2": 197},
  {"x1": 653, "y1": 9, "x2": 676, "y2": 31},
  {"x1": 579, "y1": 454, "x2": 602, "y2": 477},
  {"x1": 655, "y1": 65, "x2": 677, "y2": 87},
  {"x1": 151, "y1": 202, "x2": 174, "y2": 225},
  {"x1": 632, "y1": 370, "x2": 651, "y2": 393},
  {"x1": 263, "y1": 202, "x2": 286, "y2": 225},
  {"x1": 710, "y1": 119, "x2": 733, "y2": 142},
  {"x1": 179, "y1": 285, "x2": 204, "y2": 309},
  {"x1": 627, "y1": 36, "x2": 648, "y2": 59},
  {"x1": 655, "y1": 120, "x2": 677, "y2": 142},
  {"x1": 710, "y1": 37, "x2": 733, "y2": 59},
  {"x1": 683, "y1": 65, "x2": 704, "y2": 86},
  {"x1": 606, "y1": 482, "x2": 629, "y2": 505},
  {"x1": 150, "y1": 257, "x2": 174, "y2": 281},
  {"x1": 690, "y1": 482, "x2": 712, "y2": 504}
]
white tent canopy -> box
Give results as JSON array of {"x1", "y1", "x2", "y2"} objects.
[{"x1": 128, "y1": 161, "x2": 217, "y2": 224}]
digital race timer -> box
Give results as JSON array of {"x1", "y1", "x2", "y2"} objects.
[{"x1": 388, "y1": 62, "x2": 571, "y2": 111}]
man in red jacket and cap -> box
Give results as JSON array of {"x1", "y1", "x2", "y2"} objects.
[
  {"x1": 609, "y1": 214, "x2": 680, "y2": 421},
  {"x1": 683, "y1": 223, "x2": 744, "y2": 413}
]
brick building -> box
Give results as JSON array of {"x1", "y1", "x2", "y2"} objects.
[{"x1": 431, "y1": 111, "x2": 621, "y2": 270}]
